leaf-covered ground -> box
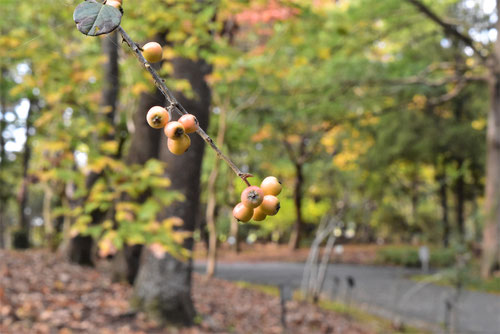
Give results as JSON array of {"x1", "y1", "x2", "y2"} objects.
[{"x1": 0, "y1": 250, "x2": 371, "y2": 334}]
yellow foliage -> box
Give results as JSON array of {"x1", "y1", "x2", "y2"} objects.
[
  {"x1": 472, "y1": 118, "x2": 486, "y2": 130},
  {"x1": 318, "y1": 47, "x2": 331, "y2": 60},
  {"x1": 294, "y1": 56, "x2": 309, "y2": 67},
  {"x1": 409, "y1": 94, "x2": 427, "y2": 110},
  {"x1": 100, "y1": 140, "x2": 118, "y2": 155},
  {"x1": 251, "y1": 124, "x2": 273, "y2": 142},
  {"x1": 132, "y1": 82, "x2": 149, "y2": 96},
  {"x1": 212, "y1": 55, "x2": 232, "y2": 68}
]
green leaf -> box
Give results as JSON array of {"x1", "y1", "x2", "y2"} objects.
[{"x1": 73, "y1": 1, "x2": 122, "y2": 36}]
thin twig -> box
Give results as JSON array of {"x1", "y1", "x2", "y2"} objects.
[{"x1": 117, "y1": 26, "x2": 252, "y2": 186}]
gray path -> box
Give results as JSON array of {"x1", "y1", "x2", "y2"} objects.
[{"x1": 194, "y1": 261, "x2": 500, "y2": 334}]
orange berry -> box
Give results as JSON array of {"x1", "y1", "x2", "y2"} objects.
[
  {"x1": 233, "y1": 202, "x2": 254, "y2": 222},
  {"x1": 260, "y1": 195, "x2": 280, "y2": 216},
  {"x1": 146, "y1": 106, "x2": 169, "y2": 129},
  {"x1": 142, "y1": 42, "x2": 162, "y2": 63},
  {"x1": 178, "y1": 114, "x2": 198, "y2": 134},
  {"x1": 106, "y1": 0, "x2": 121, "y2": 9},
  {"x1": 252, "y1": 206, "x2": 267, "y2": 221},
  {"x1": 261, "y1": 176, "x2": 282, "y2": 196},
  {"x1": 164, "y1": 121, "x2": 185, "y2": 139},
  {"x1": 241, "y1": 186, "x2": 264, "y2": 208},
  {"x1": 167, "y1": 134, "x2": 191, "y2": 155}
]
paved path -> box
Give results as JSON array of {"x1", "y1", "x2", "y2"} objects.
[{"x1": 194, "y1": 261, "x2": 500, "y2": 333}]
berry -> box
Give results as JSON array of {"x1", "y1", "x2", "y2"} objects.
[
  {"x1": 261, "y1": 176, "x2": 282, "y2": 196},
  {"x1": 167, "y1": 134, "x2": 191, "y2": 155},
  {"x1": 178, "y1": 114, "x2": 198, "y2": 134},
  {"x1": 252, "y1": 206, "x2": 267, "y2": 221},
  {"x1": 106, "y1": 0, "x2": 122, "y2": 9},
  {"x1": 146, "y1": 106, "x2": 169, "y2": 129},
  {"x1": 241, "y1": 186, "x2": 264, "y2": 208},
  {"x1": 142, "y1": 42, "x2": 163, "y2": 63},
  {"x1": 164, "y1": 121, "x2": 185, "y2": 139},
  {"x1": 260, "y1": 195, "x2": 280, "y2": 215},
  {"x1": 233, "y1": 202, "x2": 254, "y2": 222}
]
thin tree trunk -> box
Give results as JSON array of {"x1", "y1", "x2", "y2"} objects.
[
  {"x1": 0, "y1": 67, "x2": 6, "y2": 249},
  {"x1": 455, "y1": 159, "x2": 465, "y2": 242},
  {"x1": 133, "y1": 57, "x2": 211, "y2": 325},
  {"x1": 42, "y1": 184, "x2": 55, "y2": 248},
  {"x1": 205, "y1": 106, "x2": 227, "y2": 277},
  {"x1": 289, "y1": 162, "x2": 304, "y2": 251},
  {"x1": 438, "y1": 169, "x2": 450, "y2": 248},
  {"x1": 16, "y1": 99, "x2": 35, "y2": 248}
]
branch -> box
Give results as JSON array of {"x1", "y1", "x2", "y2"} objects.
[
  {"x1": 428, "y1": 80, "x2": 467, "y2": 106},
  {"x1": 117, "y1": 26, "x2": 252, "y2": 186},
  {"x1": 406, "y1": 0, "x2": 488, "y2": 62}
]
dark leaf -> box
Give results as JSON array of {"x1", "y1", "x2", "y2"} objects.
[{"x1": 73, "y1": 1, "x2": 122, "y2": 36}]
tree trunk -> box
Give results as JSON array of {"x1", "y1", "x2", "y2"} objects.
[
  {"x1": 438, "y1": 169, "x2": 450, "y2": 248},
  {"x1": 133, "y1": 57, "x2": 210, "y2": 325},
  {"x1": 482, "y1": 63, "x2": 500, "y2": 277},
  {"x1": 0, "y1": 67, "x2": 6, "y2": 249},
  {"x1": 16, "y1": 99, "x2": 36, "y2": 249},
  {"x1": 481, "y1": 1, "x2": 500, "y2": 276},
  {"x1": 455, "y1": 159, "x2": 465, "y2": 242},
  {"x1": 205, "y1": 106, "x2": 227, "y2": 277},
  {"x1": 289, "y1": 162, "x2": 304, "y2": 251},
  {"x1": 68, "y1": 31, "x2": 121, "y2": 265}
]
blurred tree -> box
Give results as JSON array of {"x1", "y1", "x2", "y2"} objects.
[{"x1": 401, "y1": 0, "x2": 497, "y2": 278}]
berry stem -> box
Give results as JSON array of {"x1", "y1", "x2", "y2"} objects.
[{"x1": 118, "y1": 26, "x2": 252, "y2": 185}]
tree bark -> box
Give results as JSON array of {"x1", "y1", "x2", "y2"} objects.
[
  {"x1": 288, "y1": 162, "x2": 304, "y2": 251},
  {"x1": 481, "y1": 0, "x2": 500, "y2": 277},
  {"x1": 133, "y1": 57, "x2": 211, "y2": 324},
  {"x1": 482, "y1": 61, "x2": 500, "y2": 277},
  {"x1": 205, "y1": 106, "x2": 227, "y2": 277}
]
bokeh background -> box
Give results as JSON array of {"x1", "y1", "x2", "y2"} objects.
[{"x1": 1, "y1": 0, "x2": 499, "y2": 333}]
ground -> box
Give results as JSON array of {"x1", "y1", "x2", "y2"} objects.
[{"x1": 0, "y1": 250, "x2": 370, "y2": 334}]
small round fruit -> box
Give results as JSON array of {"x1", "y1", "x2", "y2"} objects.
[
  {"x1": 261, "y1": 176, "x2": 282, "y2": 196},
  {"x1": 167, "y1": 134, "x2": 191, "y2": 155},
  {"x1": 233, "y1": 202, "x2": 254, "y2": 222},
  {"x1": 142, "y1": 42, "x2": 163, "y2": 63},
  {"x1": 164, "y1": 121, "x2": 185, "y2": 139},
  {"x1": 252, "y1": 206, "x2": 267, "y2": 221},
  {"x1": 260, "y1": 195, "x2": 280, "y2": 216},
  {"x1": 106, "y1": 0, "x2": 122, "y2": 9},
  {"x1": 178, "y1": 114, "x2": 198, "y2": 134},
  {"x1": 241, "y1": 186, "x2": 264, "y2": 208},
  {"x1": 146, "y1": 106, "x2": 169, "y2": 129}
]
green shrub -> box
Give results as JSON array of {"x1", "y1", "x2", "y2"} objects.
[{"x1": 376, "y1": 246, "x2": 456, "y2": 268}]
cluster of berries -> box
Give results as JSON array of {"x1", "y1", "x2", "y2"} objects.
[
  {"x1": 233, "y1": 177, "x2": 282, "y2": 223},
  {"x1": 146, "y1": 106, "x2": 199, "y2": 155},
  {"x1": 137, "y1": 35, "x2": 284, "y2": 220}
]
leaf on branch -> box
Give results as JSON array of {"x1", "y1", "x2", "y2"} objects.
[{"x1": 73, "y1": 1, "x2": 122, "y2": 36}]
